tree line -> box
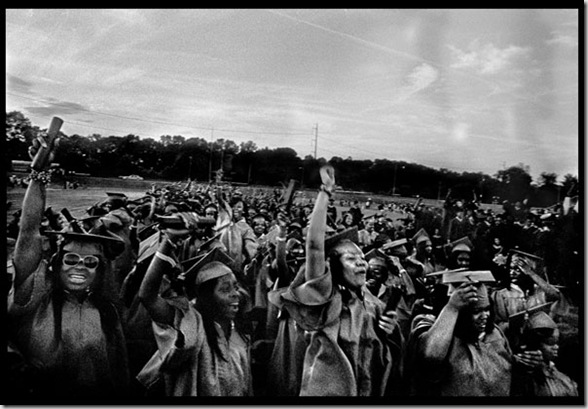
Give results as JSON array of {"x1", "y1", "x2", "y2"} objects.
[{"x1": 6, "y1": 111, "x2": 577, "y2": 207}]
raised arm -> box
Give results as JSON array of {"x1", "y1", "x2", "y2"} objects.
[
  {"x1": 274, "y1": 210, "x2": 290, "y2": 283},
  {"x1": 419, "y1": 282, "x2": 478, "y2": 362},
  {"x1": 305, "y1": 165, "x2": 335, "y2": 282},
  {"x1": 138, "y1": 233, "x2": 179, "y2": 326},
  {"x1": 13, "y1": 125, "x2": 61, "y2": 300},
  {"x1": 139, "y1": 215, "x2": 196, "y2": 325}
]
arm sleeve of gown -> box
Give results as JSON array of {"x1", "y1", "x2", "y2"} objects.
[
  {"x1": 278, "y1": 267, "x2": 341, "y2": 332},
  {"x1": 8, "y1": 260, "x2": 52, "y2": 316},
  {"x1": 137, "y1": 297, "x2": 205, "y2": 388}
]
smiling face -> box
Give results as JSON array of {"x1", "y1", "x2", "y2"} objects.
[
  {"x1": 232, "y1": 201, "x2": 244, "y2": 221},
  {"x1": 211, "y1": 273, "x2": 241, "y2": 321},
  {"x1": 59, "y1": 241, "x2": 103, "y2": 293},
  {"x1": 251, "y1": 216, "x2": 267, "y2": 236},
  {"x1": 367, "y1": 258, "x2": 388, "y2": 285},
  {"x1": 335, "y1": 242, "x2": 368, "y2": 289}
]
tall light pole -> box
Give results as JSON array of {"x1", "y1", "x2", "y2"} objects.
[
  {"x1": 392, "y1": 163, "x2": 405, "y2": 196},
  {"x1": 208, "y1": 127, "x2": 214, "y2": 182},
  {"x1": 188, "y1": 155, "x2": 193, "y2": 180},
  {"x1": 392, "y1": 163, "x2": 398, "y2": 196},
  {"x1": 299, "y1": 166, "x2": 304, "y2": 188}
]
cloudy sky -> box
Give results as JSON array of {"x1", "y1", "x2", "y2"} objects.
[{"x1": 6, "y1": 9, "x2": 579, "y2": 181}]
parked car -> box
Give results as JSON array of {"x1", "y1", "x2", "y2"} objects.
[{"x1": 119, "y1": 174, "x2": 144, "y2": 180}]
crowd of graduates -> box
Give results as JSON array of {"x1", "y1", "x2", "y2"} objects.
[{"x1": 5, "y1": 133, "x2": 582, "y2": 402}]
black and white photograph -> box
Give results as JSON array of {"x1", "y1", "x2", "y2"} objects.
[{"x1": 5, "y1": 8, "x2": 582, "y2": 404}]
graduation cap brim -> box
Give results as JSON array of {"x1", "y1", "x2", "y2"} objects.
[
  {"x1": 138, "y1": 223, "x2": 158, "y2": 242},
  {"x1": 365, "y1": 248, "x2": 387, "y2": 262},
  {"x1": 426, "y1": 267, "x2": 467, "y2": 277},
  {"x1": 78, "y1": 215, "x2": 102, "y2": 223},
  {"x1": 106, "y1": 192, "x2": 128, "y2": 198},
  {"x1": 180, "y1": 247, "x2": 239, "y2": 283},
  {"x1": 381, "y1": 238, "x2": 408, "y2": 250},
  {"x1": 508, "y1": 302, "x2": 554, "y2": 329},
  {"x1": 137, "y1": 232, "x2": 160, "y2": 263},
  {"x1": 44, "y1": 230, "x2": 124, "y2": 245},
  {"x1": 324, "y1": 226, "x2": 359, "y2": 253},
  {"x1": 509, "y1": 249, "x2": 543, "y2": 262},
  {"x1": 449, "y1": 236, "x2": 474, "y2": 253},
  {"x1": 412, "y1": 228, "x2": 431, "y2": 244},
  {"x1": 441, "y1": 270, "x2": 496, "y2": 285}
]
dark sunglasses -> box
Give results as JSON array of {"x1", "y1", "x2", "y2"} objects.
[{"x1": 63, "y1": 253, "x2": 100, "y2": 269}]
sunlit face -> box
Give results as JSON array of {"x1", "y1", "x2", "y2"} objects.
[
  {"x1": 59, "y1": 241, "x2": 102, "y2": 293},
  {"x1": 205, "y1": 207, "x2": 217, "y2": 218},
  {"x1": 336, "y1": 242, "x2": 368, "y2": 289},
  {"x1": 232, "y1": 201, "x2": 244, "y2": 221},
  {"x1": 539, "y1": 329, "x2": 560, "y2": 362},
  {"x1": 252, "y1": 217, "x2": 267, "y2": 236},
  {"x1": 211, "y1": 273, "x2": 241, "y2": 321}
]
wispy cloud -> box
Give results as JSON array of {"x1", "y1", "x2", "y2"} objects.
[
  {"x1": 7, "y1": 74, "x2": 34, "y2": 93},
  {"x1": 546, "y1": 31, "x2": 578, "y2": 48},
  {"x1": 449, "y1": 41, "x2": 531, "y2": 75},
  {"x1": 406, "y1": 63, "x2": 439, "y2": 93},
  {"x1": 27, "y1": 100, "x2": 90, "y2": 117}
]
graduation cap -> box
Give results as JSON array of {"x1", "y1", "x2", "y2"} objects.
[
  {"x1": 324, "y1": 226, "x2": 359, "y2": 253},
  {"x1": 382, "y1": 237, "x2": 408, "y2": 251},
  {"x1": 434, "y1": 269, "x2": 495, "y2": 304},
  {"x1": 438, "y1": 269, "x2": 495, "y2": 285},
  {"x1": 508, "y1": 302, "x2": 554, "y2": 331},
  {"x1": 411, "y1": 228, "x2": 431, "y2": 246},
  {"x1": 179, "y1": 247, "x2": 238, "y2": 288},
  {"x1": 137, "y1": 231, "x2": 160, "y2": 263},
  {"x1": 78, "y1": 214, "x2": 102, "y2": 231},
  {"x1": 365, "y1": 248, "x2": 387, "y2": 264},
  {"x1": 44, "y1": 228, "x2": 125, "y2": 258},
  {"x1": 509, "y1": 248, "x2": 543, "y2": 263},
  {"x1": 106, "y1": 192, "x2": 128, "y2": 199},
  {"x1": 449, "y1": 236, "x2": 474, "y2": 253}
]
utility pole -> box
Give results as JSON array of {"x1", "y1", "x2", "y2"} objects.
[
  {"x1": 188, "y1": 155, "x2": 193, "y2": 180},
  {"x1": 208, "y1": 127, "x2": 214, "y2": 182},
  {"x1": 313, "y1": 123, "x2": 318, "y2": 159}
]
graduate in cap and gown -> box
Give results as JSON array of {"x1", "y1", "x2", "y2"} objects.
[
  {"x1": 8, "y1": 127, "x2": 129, "y2": 400},
  {"x1": 269, "y1": 165, "x2": 400, "y2": 396},
  {"x1": 137, "y1": 216, "x2": 252, "y2": 396},
  {"x1": 407, "y1": 270, "x2": 513, "y2": 396},
  {"x1": 510, "y1": 308, "x2": 578, "y2": 397}
]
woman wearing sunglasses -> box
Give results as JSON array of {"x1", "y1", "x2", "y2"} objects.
[{"x1": 7, "y1": 127, "x2": 130, "y2": 401}]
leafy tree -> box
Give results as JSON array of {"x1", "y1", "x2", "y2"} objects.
[
  {"x1": 495, "y1": 164, "x2": 533, "y2": 202},
  {"x1": 538, "y1": 172, "x2": 558, "y2": 187}
]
